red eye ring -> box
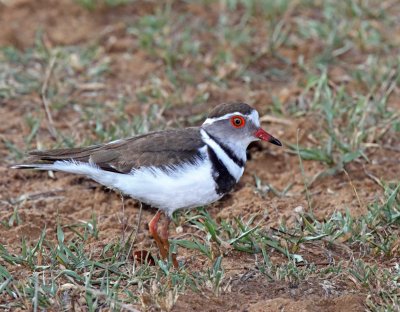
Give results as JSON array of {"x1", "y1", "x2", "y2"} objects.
[{"x1": 230, "y1": 115, "x2": 246, "y2": 128}]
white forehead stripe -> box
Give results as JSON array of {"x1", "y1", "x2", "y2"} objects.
[
  {"x1": 202, "y1": 109, "x2": 260, "y2": 127},
  {"x1": 202, "y1": 112, "x2": 246, "y2": 125}
]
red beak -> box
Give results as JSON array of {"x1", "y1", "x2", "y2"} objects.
[{"x1": 254, "y1": 128, "x2": 282, "y2": 146}]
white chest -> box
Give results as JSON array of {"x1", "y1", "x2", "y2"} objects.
[{"x1": 113, "y1": 159, "x2": 221, "y2": 216}]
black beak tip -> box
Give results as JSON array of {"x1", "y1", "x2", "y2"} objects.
[{"x1": 270, "y1": 138, "x2": 282, "y2": 146}]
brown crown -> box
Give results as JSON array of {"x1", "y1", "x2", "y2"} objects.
[{"x1": 208, "y1": 102, "x2": 254, "y2": 119}]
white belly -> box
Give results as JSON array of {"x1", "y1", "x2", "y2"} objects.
[
  {"x1": 113, "y1": 161, "x2": 222, "y2": 216},
  {"x1": 44, "y1": 158, "x2": 222, "y2": 217}
]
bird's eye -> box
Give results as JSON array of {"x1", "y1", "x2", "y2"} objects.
[{"x1": 230, "y1": 116, "x2": 245, "y2": 128}]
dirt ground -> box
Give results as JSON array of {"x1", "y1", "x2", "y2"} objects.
[{"x1": 1, "y1": 1, "x2": 399, "y2": 311}]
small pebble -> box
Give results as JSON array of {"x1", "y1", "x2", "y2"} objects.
[
  {"x1": 294, "y1": 206, "x2": 304, "y2": 214},
  {"x1": 175, "y1": 226, "x2": 183, "y2": 234}
]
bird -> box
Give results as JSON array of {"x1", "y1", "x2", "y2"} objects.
[{"x1": 12, "y1": 102, "x2": 282, "y2": 267}]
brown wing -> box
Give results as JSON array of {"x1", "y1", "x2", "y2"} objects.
[{"x1": 27, "y1": 127, "x2": 205, "y2": 173}]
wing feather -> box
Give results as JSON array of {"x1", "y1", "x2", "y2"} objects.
[{"x1": 24, "y1": 128, "x2": 205, "y2": 173}]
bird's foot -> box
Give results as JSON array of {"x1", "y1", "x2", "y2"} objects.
[
  {"x1": 149, "y1": 210, "x2": 179, "y2": 269},
  {"x1": 160, "y1": 218, "x2": 178, "y2": 268}
]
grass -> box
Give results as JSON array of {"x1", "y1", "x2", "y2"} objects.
[
  {"x1": 1, "y1": 0, "x2": 400, "y2": 310},
  {"x1": 74, "y1": 0, "x2": 134, "y2": 10},
  {"x1": 1, "y1": 181, "x2": 399, "y2": 309}
]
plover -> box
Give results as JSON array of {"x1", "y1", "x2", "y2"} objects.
[{"x1": 12, "y1": 102, "x2": 281, "y2": 267}]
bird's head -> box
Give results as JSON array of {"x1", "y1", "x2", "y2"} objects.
[{"x1": 201, "y1": 102, "x2": 282, "y2": 149}]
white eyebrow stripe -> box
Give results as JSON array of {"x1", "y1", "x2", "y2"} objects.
[
  {"x1": 202, "y1": 112, "x2": 246, "y2": 125},
  {"x1": 249, "y1": 110, "x2": 260, "y2": 128}
]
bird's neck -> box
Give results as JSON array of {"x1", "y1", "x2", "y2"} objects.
[{"x1": 200, "y1": 129, "x2": 247, "y2": 167}]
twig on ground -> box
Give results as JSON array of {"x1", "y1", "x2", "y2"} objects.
[
  {"x1": 59, "y1": 283, "x2": 141, "y2": 312},
  {"x1": 126, "y1": 201, "x2": 143, "y2": 257},
  {"x1": 382, "y1": 145, "x2": 400, "y2": 153},
  {"x1": 119, "y1": 194, "x2": 127, "y2": 243},
  {"x1": 41, "y1": 56, "x2": 57, "y2": 139},
  {"x1": 296, "y1": 129, "x2": 313, "y2": 212},
  {"x1": 343, "y1": 169, "x2": 364, "y2": 210},
  {"x1": 6, "y1": 189, "x2": 65, "y2": 205},
  {"x1": 363, "y1": 166, "x2": 385, "y2": 189},
  {"x1": 259, "y1": 115, "x2": 294, "y2": 125}
]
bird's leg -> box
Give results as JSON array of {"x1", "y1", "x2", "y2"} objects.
[
  {"x1": 159, "y1": 217, "x2": 178, "y2": 268},
  {"x1": 148, "y1": 210, "x2": 168, "y2": 260}
]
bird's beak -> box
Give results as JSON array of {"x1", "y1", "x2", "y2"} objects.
[{"x1": 254, "y1": 128, "x2": 282, "y2": 146}]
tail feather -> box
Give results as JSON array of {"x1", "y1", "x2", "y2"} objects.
[
  {"x1": 11, "y1": 163, "x2": 57, "y2": 170},
  {"x1": 10, "y1": 146, "x2": 96, "y2": 170},
  {"x1": 11, "y1": 160, "x2": 102, "y2": 177},
  {"x1": 28, "y1": 145, "x2": 100, "y2": 162}
]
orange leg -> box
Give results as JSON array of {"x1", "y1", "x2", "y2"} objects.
[
  {"x1": 159, "y1": 218, "x2": 178, "y2": 268},
  {"x1": 148, "y1": 211, "x2": 178, "y2": 268},
  {"x1": 148, "y1": 210, "x2": 168, "y2": 260}
]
